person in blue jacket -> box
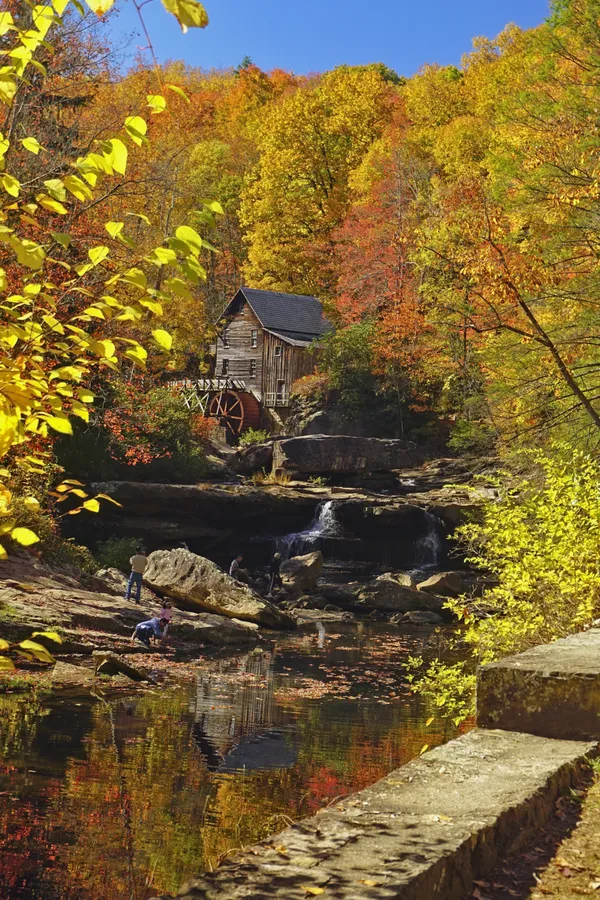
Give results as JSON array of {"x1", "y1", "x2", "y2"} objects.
[{"x1": 131, "y1": 616, "x2": 167, "y2": 648}]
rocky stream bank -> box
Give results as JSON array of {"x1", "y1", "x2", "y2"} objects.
[{"x1": 1, "y1": 453, "x2": 493, "y2": 690}]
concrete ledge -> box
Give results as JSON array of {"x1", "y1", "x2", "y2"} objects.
[
  {"x1": 153, "y1": 729, "x2": 596, "y2": 900},
  {"x1": 478, "y1": 629, "x2": 600, "y2": 740}
]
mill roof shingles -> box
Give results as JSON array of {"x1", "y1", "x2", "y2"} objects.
[{"x1": 236, "y1": 287, "x2": 331, "y2": 338}]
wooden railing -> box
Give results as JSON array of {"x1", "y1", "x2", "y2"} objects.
[{"x1": 264, "y1": 392, "x2": 289, "y2": 408}]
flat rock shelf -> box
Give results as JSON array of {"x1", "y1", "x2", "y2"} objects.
[{"x1": 154, "y1": 728, "x2": 596, "y2": 900}]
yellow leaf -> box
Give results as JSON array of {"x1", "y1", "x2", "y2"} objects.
[
  {"x1": 94, "y1": 339, "x2": 115, "y2": 359},
  {"x1": 161, "y1": 0, "x2": 208, "y2": 31},
  {"x1": 10, "y1": 527, "x2": 39, "y2": 546},
  {"x1": 45, "y1": 416, "x2": 73, "y2": 435},
  {"x1": 18, "y1": 639, "x2": 54, "y2": 663},
  {"x1": 106, "y1": 137, "x2": 127, "y2": 175},
  {"x1": 420, "y1": 743, "x2": 430, "y2": 755},
  {"x1": 166, "y1": 83, "x2": 190, "y2": 103},
  {"x1": 124, "y1": 116, "x2": 147, "y2": 147},
  {"x1": 175, "y1": 224, "x2": 203, "y2": 254},
  {"x1": 94, "y1": 493, "x2": 122, "y2": 507},
  {"x1": 22, "y1": 496, "x2": 40, "y2": 512},
  {"x1": 300, "y1": 888, "x2": 324, "y2": 896},
  {"x1": 0, "y1": 656, "x2": 15, "y2": 671},
  {"x1": 32, "y1": 631, "x2": 63, "y2": 645},
  {"x1": 64, "y1": 175, "x2": 93, "y2": 201},
  {"x1": 43, "y1": 178, "x2": 67, "y2": 201},
  {"x1": 82, "y1": 499, "x2": 100, "y2": 513},
  {"x1": 0, "y1": 12, "x2": 14, "y2": 36},
  {"x1": 38, "y1": 194, "x2": 68, "y2": 215},
  {"x1": 0, "y1": 639, "x2": 10, "y2": 650},
  {"x1": 105, "y1": 221, "x2": 124, "y2": 239},
  {"x1": 425, "y1": 717, "x2": 434, "y2": 727},
  {"x1": 84, "y1": 0, "x2": 116, "y2": 15},
  {"x1": 2, "y1": 174, "x2": 19, "y2": 197},
  {"x1": 152, "y1": 329, "x2": 172, "y2": 351},
  {"x1": 88, "y1": 245, "x2": 109, "y2": 266},
  {"x1": 147, "y1": 94, "x2": 167, "y2": 114},
  {"x1": 21, "y1": 137, "x2": 42, "y2": 155},
  {"x1": 0, "y1": 544, "x2": 7, "y2": 561},
  {"x1": 0, "y1": 73, "x2": 17, "y2": 106},
  {"x1": 51, "y1": 232, "x2": 72, "y2": 249}
]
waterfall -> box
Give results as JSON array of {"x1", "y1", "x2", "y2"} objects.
[
  {"x1": 277, "y1": 501, "x2": 340, "y2": 559},
  {"x1": 413, "y1": 511, "x2": 444, "y2": 568}
]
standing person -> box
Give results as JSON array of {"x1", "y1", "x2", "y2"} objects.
[
  {"x1": 160, "y1": 600, "x2": 173, "y2": 639},
  {"x1": 269, "y1": 552, "x2": 283, "y2": 594},
  {"x1": 131, "y1": 617, "x2": 167, "y2": 648},
  {"x1": 229, "y1": 554, "x2": 250, "y2": 584},
  {"x1": 125, "y1": 546, "x2": 148, "y2": 604}
]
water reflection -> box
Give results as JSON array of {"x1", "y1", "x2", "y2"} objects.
[{"x1": 0, "y1": 626, "x2": 458, "y2": 899}]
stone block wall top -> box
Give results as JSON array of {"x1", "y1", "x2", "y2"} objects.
[{"x1": 477, "y1": 628, "x2": 600, "y2": 740}]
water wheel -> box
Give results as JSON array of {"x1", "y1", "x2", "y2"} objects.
[{"x1": 209, "y1": 390, "x2": 245, "y2": 438}]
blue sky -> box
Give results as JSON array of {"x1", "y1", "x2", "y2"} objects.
[{"x1": 109, "y1": 0, "x2": 551, "y2": 76}]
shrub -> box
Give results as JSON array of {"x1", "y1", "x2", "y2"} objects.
[
  {"x1": 291, "y1": 372, "x2": 330, "y2": 402},
  {"x1": 412, "y1": 446, "x2": 600, "y2": 722},
  {"x1": 238, "y1": 428, "x2": 269, "y2": 447},
  {"x1": 447, "y1": 418, "x2": 496, "y2": 455},
  {"x1": 96, "y1": 536, "x2": 143, "y2": 573},
  {"x1": 47, "y1": 540, "x2": 97, "y2": 575}
]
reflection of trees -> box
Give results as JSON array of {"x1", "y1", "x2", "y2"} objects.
[
  {"x1": 45, "y1": 688, "x2": 213, "y2": 899},
  {"x1": 0, "y1": 644, "x2": 460, "y2": 899}
]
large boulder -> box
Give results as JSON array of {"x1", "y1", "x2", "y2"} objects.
[
  {"x1": 280, "y1": 551, "x2": 324, "y2": 592},
  {"x1": 401, "y1": 610, "x2": 444, "y2": 626},
  {"x1": 235, "y1": 442, "x2": 274, "y2": 475},
  {"x1": 417, "y1": 571, "x2": 463, "y2": 597},
  {"x1": 272, "y1": 435, "x2": 419, "y2": 476},
  {"x1": 355, "y1": 573, "x2": 445, "y2": 613},
  {"x1": 143, "y1": 548, "x2": 295, "y2": 629},
  {"x1": 172, "y1": 613, "x2": 259, "y2": 645}
]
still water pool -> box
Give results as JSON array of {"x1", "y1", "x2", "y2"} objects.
[{"x1": 0, "y1": 625, "x2": 458, "y2": 899}]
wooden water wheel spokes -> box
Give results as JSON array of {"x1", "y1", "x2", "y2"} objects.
[{"x1": 209, "y1": 390, "x2": 245, "y2": 438}]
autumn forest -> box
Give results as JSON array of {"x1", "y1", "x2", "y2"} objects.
[{"x1": 2, "y1": 0, "x2": 600, "y2": 487}]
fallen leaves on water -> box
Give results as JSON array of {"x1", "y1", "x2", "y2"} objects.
[{"x1": 301, "y1": 888, "x2": 324, "y2": 896}]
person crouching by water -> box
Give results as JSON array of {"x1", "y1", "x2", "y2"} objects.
[
  {"x1": 160, "y1": 600, "x2": 172, "y2": 639},
  {"x1": 229, "y1": 554, "x2": 250, "y2": 585},
  {"x1": 269, "y1": 552, "x2": 283, "y2": 594},
  {"x1": 125, "y1": 546, "x2": 148, "y2": 604},
  {"x1": 132, "y1": 616, "x2": 167, "y2": 649}
]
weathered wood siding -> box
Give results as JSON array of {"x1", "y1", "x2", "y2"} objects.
[
  {"x1": 214, "y1": 302, "x2": 264, "y2": 399},
  {"x1": 262, "y1": 332, "x2": 316, "y2": 407}
]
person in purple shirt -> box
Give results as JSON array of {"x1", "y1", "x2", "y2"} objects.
[{"x1": 131, "y1": 617, "x2": 167, "y2": 648}]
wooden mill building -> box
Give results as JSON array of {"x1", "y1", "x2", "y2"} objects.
[
  {"x1": 209, "y1": 286, "x2": 331, "y2": 433},
  {"x1": 172, "y1": 287, "x2": 331, "y2": 439}
]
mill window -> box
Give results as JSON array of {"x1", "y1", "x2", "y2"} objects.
[
  {"x1": 222, "y1": 328, "x2": 229, "y2": 348},
  {"x1": 221, "y1": 358, "x2": 229, "y2": 376},
  {"x1": 276, "y1": 379, "x2": 286, "y2": 402},
  {"x1": 249, "y1": 359, "x2": 257, "y2": 378},
  {"x1": 251, "y1": 329, "x2": 258, "y2": 348},
  {"x1": 274, "y1": 344, "x2": 282, "y2": 357}
]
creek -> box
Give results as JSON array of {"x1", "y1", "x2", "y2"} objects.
[{"x1": 0, "y1": 624, "x2": 460, "y2": 900}]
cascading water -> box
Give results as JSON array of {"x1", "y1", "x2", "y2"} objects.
[
  {"x1": 277, "y1": 500, "x2": 340, "y2": 559},
  {"x1": 413, "y1": 511, "x2": 445, "y2": 568}
]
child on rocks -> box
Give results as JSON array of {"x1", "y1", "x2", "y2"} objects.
[{"x1": 160, "y1": 600, "x2": 172, "y2": 639}]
